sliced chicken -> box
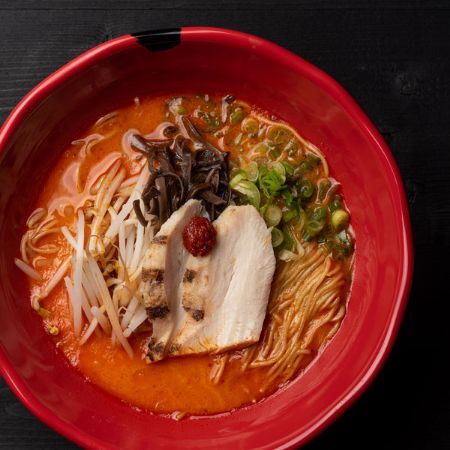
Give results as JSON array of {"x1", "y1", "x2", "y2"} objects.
[
  {"x1": 181, "y1": 256, "x2": 210, "y2": 322},
  {"x1": 136, "y1": 199, "x2": 203, "y2": 360},
  {"x1": 171, "y1": 205, "x2": 276, "y2": 355},
  {"x1": 139, "y1": 204, "x2": 276, "y2": 362}
]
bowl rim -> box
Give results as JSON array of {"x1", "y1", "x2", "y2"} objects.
[{"x1": 0, "y1": 26, "x2": 413, "y2": 449}]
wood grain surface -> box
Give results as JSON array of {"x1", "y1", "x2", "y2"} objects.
[{"x1": 0, "y1": 1, "x2": 449, "y2": 449}]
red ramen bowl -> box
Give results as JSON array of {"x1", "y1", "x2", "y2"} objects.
[{"x1": 0, "y1": 27, "x2": 412, "y2": 449}]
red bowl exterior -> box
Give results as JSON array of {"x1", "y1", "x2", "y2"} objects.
[{"x1": 0, "y1": 27, "x2": 412, "y2": 449}]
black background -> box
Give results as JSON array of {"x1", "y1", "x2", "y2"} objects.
[{"x1": 1, "y1": 1, "x2": 449, "y2": 449}]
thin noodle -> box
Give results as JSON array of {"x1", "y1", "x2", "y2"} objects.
[
  {"x1": 210, "y1": 354, "x2": 229, "y2": 384},
  {"x1": 219, "y1": 243, "x2": 346, "y2": 388}
]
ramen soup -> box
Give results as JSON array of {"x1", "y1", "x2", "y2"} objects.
[{"x1": 16, "y1": 94, "x2": 354, "y2": 417}]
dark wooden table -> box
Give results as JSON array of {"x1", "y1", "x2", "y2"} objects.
[{"x1": 1, "y1": 1, "x2": 449, "y2": 448}]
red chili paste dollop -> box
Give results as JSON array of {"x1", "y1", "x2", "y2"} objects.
[{"x1": 182, "y1": 217, "x2": 217, "y2": 256}]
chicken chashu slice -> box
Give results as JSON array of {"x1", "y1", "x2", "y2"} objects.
[
  {"x1": 137, "y1": 199, "x2": 203, "y2": 360},
  {"x1": 161, "y1": 204, "x2": 276, "y2": 358}
]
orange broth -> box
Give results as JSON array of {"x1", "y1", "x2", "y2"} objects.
[{"x1": 29, "y1": 95, "x2": 280, "y2": 415}]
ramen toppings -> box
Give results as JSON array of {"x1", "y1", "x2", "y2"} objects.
[
  {"x1": 15, "y1": 93, "x2": 354, "y2": 417},
  {"x1": 144, "y1": 204, "x2": 275, "y2": 362},
  {"x1": 182, "y1": 217, "x2": 217, "y2": 256}
]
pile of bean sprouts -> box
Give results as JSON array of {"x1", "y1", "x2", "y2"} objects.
[{"x1": 16, "y1": 147, "x2": 154, "y2": 357}]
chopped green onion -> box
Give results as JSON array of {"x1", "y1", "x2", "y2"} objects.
[
  {"x1": 299, "y1": 179, "x2": 314, "y2": 199},
  {"x1": 282, "y1": 209, "x2": 298, "y2": 223},
  {"x1": 336, "y1": 230, "x2": 353, "y2": 248},
  {"x1": 199, "y1": 111, "x2": 220, "y2": 129},
  {"x1": 176, "y1": 105, "x2": 187, "y2": 115},
  {"x1": 266, "y1": 126, "x2": 292, "y2": 146},
  {"x1": 258, "y1": 165, "x2": 268, "y2": 178},
  {"x1": 333, "y1": 230, "x2": 354, "y2": 256},
  {"x1": 331, "y1": 209, "x2": 349, "y2": 230},
  {"x1": 271, "y1": 228, "x2": 284, "y2": 247},
  {"x1": 305, "y1": 220, "x2": 324, "y2": 239},
  {"x1": 281, "y1": 161, "x2": 294, "y2": 176},
  {"x1": 299, "y1": 161, "x2": 312, "y2": 173},
  {"x1": 306, "y1": 154, "x2": 321, "y2": 166},
  {"x1": 281, "y1": 188, "x2": 295, "y2": 207},
  {"x1": 243, "y1": 161, "x2": 259, "y2": 182},
  {"x1": 299, "y1": 154, "x2": 321, "y2": 173},
  {"x1": 230, "y1": 107, "x2": 245, "y2": 124},
  {"x1": 232, "y1": 180, "x2": 260, "y2": 208},
  {"x1": 241, "y1": 117, "x2": 259, "y2": 134},
  {"x1": 229, "y1": 170, "x2": 247, "y2": 188},
  {"x1": 259, "y1": 166, "x2": 285, "y2": 196},
  {"x1": 282, "y1": 224, "x2": 296, "y2": 251},
  {"x1": 313, "y1": 206, "x2": 327, "y2": 221},
  {"x1": 259, "y1": 203, "x2": 268, "y2": 217},
  {"x1": 329, "y1": 195, "x2": 342, "y2": 212},
  {"x1": 268, "y1": 146, "x2": 281, "y2": 159},
  {"x1": 318, "y1": 179, "x2": 331, "y2": 201},
  {"x1": 271, "y1": 162, "x2": 286, "y2": 183},
  {"x1": 264, "y1": 205, "x2": 282, "y2": 227},
  {"x1": 253, "y1": 143, "x2": 269, "y2": 154}
]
